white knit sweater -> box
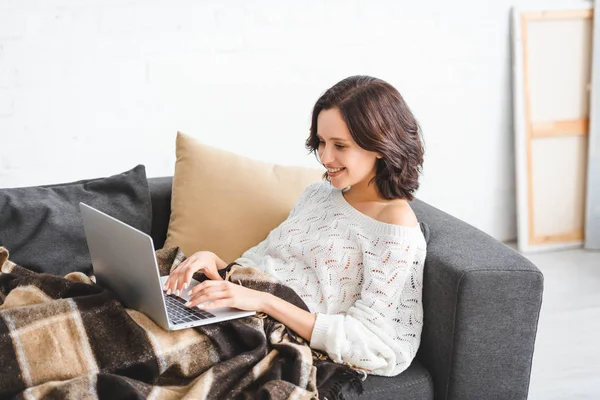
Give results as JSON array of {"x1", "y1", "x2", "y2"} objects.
[{"x1": 235, "y1": 181, "x2": 427, "y2": 376}]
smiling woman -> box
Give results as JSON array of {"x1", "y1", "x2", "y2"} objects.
[
  {"x1": 164, "y1": 75, "x2": 428, "y2": 377},
  {"x1": 305, "y1": 75, "x2": 424, "y2": 202}
]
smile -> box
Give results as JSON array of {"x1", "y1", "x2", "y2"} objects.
[{"x1": 327, "y1": 167, "x2": 345, "y2": 173}]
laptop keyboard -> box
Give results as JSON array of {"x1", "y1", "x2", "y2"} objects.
[{"x1": 164, "y1": 294, "x2": 216, "y2": 325}]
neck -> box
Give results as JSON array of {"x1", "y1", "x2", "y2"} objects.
[
  {"x1": 342, "y1": 176, "x2": 383, "y2": 203},
  {"x1": 342, "y1": 176, "x2": 407, "y2": 205}
]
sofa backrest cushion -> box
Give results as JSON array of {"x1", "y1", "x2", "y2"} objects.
[
  {"x1": 0, "y1": 165, "x2": 152, "y2": 276},
  {"x1": 164, "y1": 131, "x2": 323, "y2": 263}
]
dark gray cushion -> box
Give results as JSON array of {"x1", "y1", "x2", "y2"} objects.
[
  {"x1": 148, "y1": 177, "x2": 173, "y2": 250},
  {"x1": 0, "y1": 165, "x2": 152, "y2": 276}
]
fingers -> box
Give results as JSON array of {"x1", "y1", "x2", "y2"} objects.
[
  {"x1": 185, "y1": 281, "x2": 230, "y2": 307},
  {"x1": 175, "y1": 255, "x2": 194, "y2": 275},
  {"x1": 164, "y1": 255, "x2": 199, "y2": 295},
  {"x1": 196, "y1": 299, "x2": 229, "y2": 310},
  {"x1": 177, "y1": 267, "x2": 196, "y2": 295},
  {"x1": 188, "y1": 280, "x2": 226, "y2": 297},
  {"x1": 185, "y1": 288, "x2": 229, "y2": 308},
  {"x1": 163, "y1": 274, "x2": 177, "y2": 295},
  {"x1": 163, "y1": 253, "x2": 222, "y2": 296},
  {"x1": 183, "y1": 268, "x2": 197, "y2": 290},
  {"x1": 203, "y1": 266, "x2": 223, "y2": 281},
  {"x1": 164, "y1": 266, "x2": 188, "y2": 295},
  {"x1": 164, "y1": 267, "x2": 182, "y2": 294}
]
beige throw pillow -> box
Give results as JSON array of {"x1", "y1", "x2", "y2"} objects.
[{"x1": 165, "y1": 131, "x2": 324, "y2": 263}]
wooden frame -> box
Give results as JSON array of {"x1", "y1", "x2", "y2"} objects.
[
  {"x1": 512, "y1": 4, "x2": 593, "y2": 253},
  {"x1": 531, "y1": 118, "x2": 588, "y2": 138}
]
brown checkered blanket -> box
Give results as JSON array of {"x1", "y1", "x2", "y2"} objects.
[{"x1": 0, "y1": 246, "x2": 363, "y2": 399}]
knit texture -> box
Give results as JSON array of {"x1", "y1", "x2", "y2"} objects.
[{"x1": 236, "y1": 181, "x2": 427, "y2": 376}]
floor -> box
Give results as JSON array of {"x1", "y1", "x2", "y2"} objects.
[{"x1": 506, "y1": 244, "x2": 600, "y2": 400}]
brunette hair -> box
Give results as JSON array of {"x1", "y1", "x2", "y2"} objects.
[{"x1": 305, "y1": 75, "x2": 424, "y2": 201}]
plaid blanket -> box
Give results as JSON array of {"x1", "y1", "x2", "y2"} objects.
[{"x1": 0, "y1": 246, "x2": 363, "y2": 399}]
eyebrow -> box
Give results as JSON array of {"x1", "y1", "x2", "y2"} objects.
[{"x1": 317, "y1": 134, "x2": 349, "y2": 142}]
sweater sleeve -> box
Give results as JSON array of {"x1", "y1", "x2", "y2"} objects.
[
  {"x1": 309, "y1": 238, "x2": 426, "y2": 376},
  {"x1": 235, "y1": 182, "x2": 323, "y2": 270}
]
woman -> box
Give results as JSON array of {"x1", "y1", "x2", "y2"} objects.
[{"x1": 163, "y1": 75, "x2": 427, "y2": 377}]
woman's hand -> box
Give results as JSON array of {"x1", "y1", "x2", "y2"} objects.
[
  {"x1": 163, "y1": 251, "x2": 223, "y2": 296},
  {"x1": 184, "y1": 280, "x2": 269, "y2": 313}
]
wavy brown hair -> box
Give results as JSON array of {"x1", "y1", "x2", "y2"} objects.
[{"x1": 305, "y1": 75, "x2": 425, "y2": 201}]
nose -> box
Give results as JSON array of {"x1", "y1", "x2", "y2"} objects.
[{"x1": 318, "y1": 144, "x2": 334, "y2": 165}]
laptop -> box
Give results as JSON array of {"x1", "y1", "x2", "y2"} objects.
[{"x1": 79, "y1": 202, "x2": 255, "y2": 331}]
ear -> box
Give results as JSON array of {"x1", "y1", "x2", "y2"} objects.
[{"x1": 376, "y1": 154, "x2": 383, "y2": 159}]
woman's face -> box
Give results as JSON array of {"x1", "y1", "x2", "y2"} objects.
[{"x1": 316, "y1": 107, "x2": 381, "y2": 190}]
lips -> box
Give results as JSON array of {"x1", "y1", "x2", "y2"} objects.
[{"x1": 327, "y1": 167, "x2": 346, "y2": 177}]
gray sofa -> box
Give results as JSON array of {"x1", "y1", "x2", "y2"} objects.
[{"x1": 148, "y1": 177, "x2": 544, "y2": 400}]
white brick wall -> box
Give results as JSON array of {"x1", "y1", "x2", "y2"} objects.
[{"x1": 0, "y1": 0, "x2": 592, "y2": 241}]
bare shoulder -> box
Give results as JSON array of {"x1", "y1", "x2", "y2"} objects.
[{"x1": 376, "y1": 201, "x2": 419, "y2": 227}]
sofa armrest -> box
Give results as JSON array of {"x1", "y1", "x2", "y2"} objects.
[
  {"x1": 411, "y1": 199, "x2": 543, "y2": 400},
  {"x1": 148, "y1": 177, "x2": 173, "y2": 250}
]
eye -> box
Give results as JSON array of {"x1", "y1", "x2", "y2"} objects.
[{"x1": 317, "y1": 139, "x2": 346, "y2": 150}]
